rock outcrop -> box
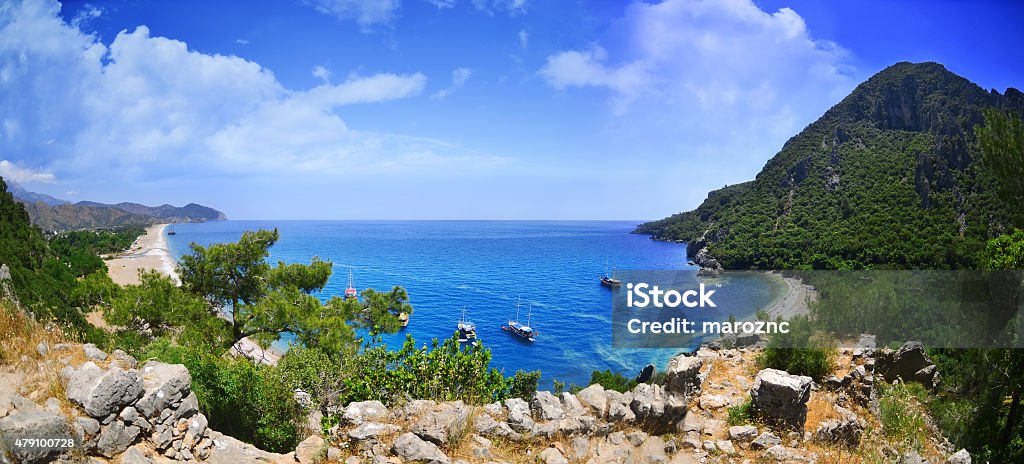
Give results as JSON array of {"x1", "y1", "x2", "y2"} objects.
[{"x1": 750, "y1": 368, "x2": 812, "y2": 431}]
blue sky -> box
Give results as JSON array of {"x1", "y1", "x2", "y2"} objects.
[{"x1": 1, "y1": 0, "x2": 1022, "y2": 220}]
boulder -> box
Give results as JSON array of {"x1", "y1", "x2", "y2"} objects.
[
  {"x1": 295, "y1": 435, "x2": 324, "y2": 464},
  {"x1": 83, "y1": 343, "x2": 108, "y2": 361},
  {"x1": 411, "y1": 401, "x2": 471, "y2": 445},
  {"x1": 698, "y1": 394, "x2": 729, "y2": 410},
  {"x1": 0, "y1": 410, "x2": 75, "y2": 464},
  {"x1": 750, "y1": 368, "x2": 812, "y2": 431},
  {"x1": 391, "y1": 432, "x2": 451, "y2": 464},
  {"x1": 635, "y1": 364, "x2": 656, "y2": 384},
  {"x1": 751, "y1": 431, "x2": 781, "y2": 450},
  {"x1": 473, "y1": 413, "x2": 517, "y2": 440},
  {"x1": 348, "y1": 422, "x2": 400, "y2": 441},
  {"x1": 134, "y1": 362, "x2": 191, "y2": 419},
  {"x1": 635, "y1": 436, "x2": 668, "y2": 464},
  {"x1": 664, "y1": 355, "x2": 704, "y2": 396},
  {"x1": 606, "y1": 390, "x2": 635, "y2": 422},
  {"x1": 813, "y1": 406, "x2": 863, "y2": 447},
  {"x1": 728, "y1": 425, "x2": 758, "y2": 441},
  {"x1": 875, "y1": 341, "x2": 939, "y2": 389},
  {"x1": 560, "y1": 392, "x2": 587, "y2": 417},
  {"x1": 95, "y1": 420, "x2": 140, "y2": 457},
  {"x1": 119, "y1": 445, "x2": 153, "y2": 464},
  {"x1": 504, "y1": 398, "x2": 536, "y2": 433},
  {"x1": 531, "y1": 391, "x2": 565, "y2": 421},
  {"x1": 538, "y1": 446, "x2": 568, "y2": 464},
  {"x1": 576, "y1": 384, "x2": 608, "y2": 417},
  {"x1": 342, "y1": 400, "x2": 388, "y2": 425},
  {"x1": 949, "y1": 449, "x2": 971, "y2": 464},
  {"x1": 629, "y1": 383, "x2": 687, "y2": 434},
  {"x1": 63, "y1": 363, "x2": 144, "y2": 419}
]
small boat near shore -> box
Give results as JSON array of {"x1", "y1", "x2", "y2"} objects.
[
  {"x1": 166, "y1": 227, "x2": 176, "y2": 236},
  {"x1": 398, "y1": 312, "x2": 409, "y2": 328},
  {"x1": 457, "y1": 307, "x2": 477, "y2": 343},
  {"x1": 502, "y1": 297, "x2": 537, "y2": 342}
]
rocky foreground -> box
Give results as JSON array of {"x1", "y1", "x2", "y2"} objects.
[{"x1": 0, "y1": 339, "x2": 972, "y2": 464}]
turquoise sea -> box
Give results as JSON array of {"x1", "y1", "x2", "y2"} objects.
[{"x1": 166, "y1": 220, "x2": 782, "y2": 387}]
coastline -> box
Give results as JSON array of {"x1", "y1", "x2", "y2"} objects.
[
  {"x1": 764, "y1": 272, "x2": 815, "y2": 320},
  {"x1": 104, "y1": 224, "x2": 180, "y2": 286}
]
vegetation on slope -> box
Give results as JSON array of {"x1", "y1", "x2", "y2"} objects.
[{"x1": 636, "y1": 62, "x2": 1024, "y2": 270}]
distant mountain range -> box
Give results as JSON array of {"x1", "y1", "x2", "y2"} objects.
[{"x1": 3, "y1": 180, "x2": 226, "y2": 231}]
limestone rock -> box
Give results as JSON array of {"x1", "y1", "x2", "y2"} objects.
[
  {"x1": 635, "y1": 364, "x2": 656, "y2": 384},
  {"x1": 0, "y1": 410, "x2": 75, "y2": 464},
  {"x1": 949, "y1": 449, "x2": 971, "y2": 464},
  {"x1": 135, "y1": 362, "x2": 191, "y2": 419},
  {"x1": 750, "y1": 368, "x2": 812, "y2": 430},
  {"x1": 813, "y1": 406, "x2": 863, "y2": 447},
  {"x1": 576, "y1": 384, "x2": 608, "y2": 418},
  {"x1": 96, "y1": 421, "x2": 141, "y2": 457},
  {"x1": 348, "y1": 422, "x2": 400, "y2": 441},
  {"x1": 606, "y1": 390, "x2": 635, "y2": 423},
  {"x1": 560, "y1": 392, "x2": 587, "y2": 417},
  {"x1": 538, "y1": 446, "x2": 568, "y2": 464},
  {"x1": 391, "y1": 432, "x2": 451, "y2": 464},
  {"x1": 751, "y1": 431, "x2": 781, "y2": 450},
  {"x1": 342, "y1": 400, "x2": 388, "y2": 425},
  {"x1": 875, "y1": 341, "x2": 939, "y2": 389},
  {"x1": 728, "y1": 424, "x2": 758, "y2": 442},
  {"x1": 83, "y1": 343, "x2": 108, "y2": 361},
  {"x1": 118, "y1": 444, "x2": 153, "y2": 464},
  {"x1": 531, "y1": 391, "x2": 565, "y2": 421},
  {"x1": 64, "y1": 363, "x2": 144, "y2": 419},
  {"x1": 629, "y1": 383, "x2": 686, "y2": 434},
  {"x1": 473, "y1": 413, "x2": 517, "y2": 439},
  {"x1": 504, "y1": 398, "x2": 536, "y2": 433},
  {"x1": 295, "y1": 435, "x2": 324, "y2": 464},
  {"x1": 664, "y1": 356, "x2": 704, "y2": 396},
  {"x1": 411, "y1": 401, "x2": 470, "y2": 445},
  {"x1": 635, "y1": 436, "x2": 668, "y2": 463}
]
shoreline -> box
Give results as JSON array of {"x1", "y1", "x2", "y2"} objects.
[
  {"x1": 763, "y1": 271, "x2": 815, "y2": 320},
  {"x1": 104, "y1": 224, "x2": 180, "y2": 286}
]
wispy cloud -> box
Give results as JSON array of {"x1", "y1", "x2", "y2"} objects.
[
  {"x1": 312, "y1": 65, "x2": 333, "y2": 83},
  {"x1": 518, "y1": 28, "x2": 528, "y2": 48},
  {"x1": 301, "y1": 0, "x2": 401, "y2": 30},
  {"x1": 431, "y1": 67, "x2": 473, "y2": 100}
]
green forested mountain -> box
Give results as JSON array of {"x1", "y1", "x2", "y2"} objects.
[{"x1": 635, "y1": 62, "x2": 1024, "y2": 269}]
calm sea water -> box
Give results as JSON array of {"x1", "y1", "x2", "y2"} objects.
[{"x1": 165, "y1": 220, "x2": 781, "y2": 387}]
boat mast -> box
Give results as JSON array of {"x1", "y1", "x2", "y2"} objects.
[
  {"x1": 515, "y1": 295, "x2": 521, "y2": 321},
  {"x1": 526, "y1": 304, "x2": 532, "y2": 327}
]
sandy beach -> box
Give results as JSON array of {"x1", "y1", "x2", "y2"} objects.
[
  {"x1": 764, "y1": 272, "x2": 816, "y2": 320},
  {"x1": 104, "y1": 224, "x2": 180, "y2": 286}
]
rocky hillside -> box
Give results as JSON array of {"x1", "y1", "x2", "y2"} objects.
[
  {"x1": 0, "y1": 333, "x2": 973, "y2": 463},
  {"x1": 635, "y1": 62, "x2": 1024, "y2": 270}
]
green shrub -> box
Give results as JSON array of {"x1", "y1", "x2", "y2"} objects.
[
  {"x1": 589, "y1": 369, "x2": 637, "y2": 393},
  {"x1": 879, "y1": 382, "x2": 929, "y2": 452},
  {"x1": 756, "y1": 316, "x2": 836, "y2": 380},
  {"x1": 727, "y1": 399, "x2": 752, "y2": 426}
]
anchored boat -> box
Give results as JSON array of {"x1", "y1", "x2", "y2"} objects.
[
  {"x1": 345, "y1": 268, "x2": 358, "y2": 299},
  {"x1": 600, "y1": 261, "x2": 621, "y2": 288},
  {"x1": 457, "y1": 307, "x2": 477, "y2": 343},
  {"x1": 502, "y1": 297, "x2": 537, "y2": 342}
]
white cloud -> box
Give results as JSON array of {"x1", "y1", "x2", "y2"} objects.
[
  {"x1": 312, "y1": 65, "x2": 332, "y2": 83},
  {"x1": 471, "y1": 0, "x2": 528, "y2": 16},
  {"x1": 302, "y1": 0, "x2": 401, "y2": 30},
  {"x1": 235, "y1": 38, "x2": 249, "y2": 45},
  {"x1": 70, "y1": 4, "x2": 102, "y2": 28},
  {"x1": 0, "y1": 0, "x2": 499, "y2": 186},
  {"x1": 537, "y1": 0, "x2": 857, "y2": 210},
  {"x1": 518, "y1": 29, "x2": 528, "y2": 49},
  {"x1": 431, "y1": 67, "x2": 473, "y2": 100},
  {"x1": 425, "y1": 0, "x2": 455, "y2": 8},
  {"x1": 0, "y1": 160, "x2": 56, "y2": 184}
]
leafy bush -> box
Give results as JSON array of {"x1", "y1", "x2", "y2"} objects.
[
  {"x1": 589, "y1": 369, "x2": 637, "y2": 393},
  {"x1": 756, "y1": 316, "x2": 836, "y2": 380},
  {"x1": 879, "y1": 382, "x2": 929, "y2": 452}
]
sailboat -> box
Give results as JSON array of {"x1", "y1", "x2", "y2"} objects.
[
  {"x1": 457, "y1": 307, "x2": 477, "y2": 343},
  {"x1": 600, "y1": 261, "x2": 621, "y2": 288},
  {"x1": 345, "y1": 268, "x2": 358, "y2": 299},
  {"x1": 502, "y1": 296, "x2": 537, "y2": 342}
]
